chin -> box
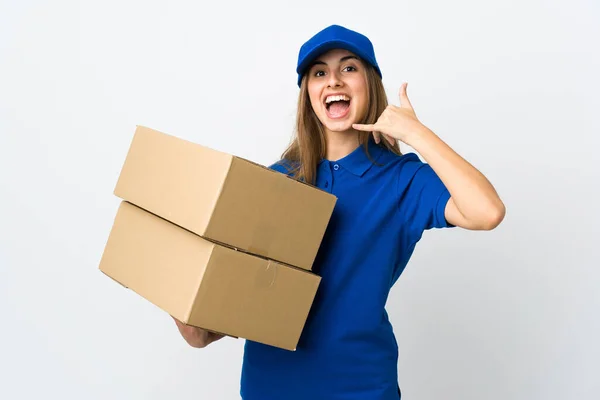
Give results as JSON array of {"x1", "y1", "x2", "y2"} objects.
[
  {"x1": 320, "y1": 112, "x2": 358, "y2": 133},
  {"x1": 323, "y1": 118, "x2": 349, "y2": 128},
  {"x1": 326, "y1": 122, "x2": 354, "y2": 133}
]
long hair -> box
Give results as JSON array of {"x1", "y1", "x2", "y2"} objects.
[{"x1": 280, "y1": 62, "x2": 402, "y2": 184}]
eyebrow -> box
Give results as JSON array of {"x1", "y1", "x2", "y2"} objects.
[{"x1": 311, "y1": 55, "x2": 359, "y2": 67}]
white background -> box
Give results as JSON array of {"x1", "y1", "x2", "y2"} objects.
[{"x1": 1, "y1": 0, "x2": 598, "y2": 399}]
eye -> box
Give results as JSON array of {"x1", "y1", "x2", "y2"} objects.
[
  {"x1": 314, "y1": 70, "x2": 326, "y2": 77},
  {"x1": 343, "y1": 65, "x2": 357, "y2": 72}
]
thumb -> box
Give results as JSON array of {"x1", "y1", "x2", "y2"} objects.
[{"x1": 399, "y1": 82, "x2": 413, "y2": 110}]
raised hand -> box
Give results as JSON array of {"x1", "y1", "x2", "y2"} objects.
[{"x1": 353, "y1": 82, "x2": 425, "y2": 146}]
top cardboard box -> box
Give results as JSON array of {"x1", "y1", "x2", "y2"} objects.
[{"x1": 114, "y1": 126, "x2": 337, "y2": 271}]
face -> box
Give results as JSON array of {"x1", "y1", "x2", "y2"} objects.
[{"x1": 306, "y1": 49, "x2": 369, "y2": 135}]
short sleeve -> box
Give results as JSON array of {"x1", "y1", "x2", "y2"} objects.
[
  {"x1": 269, "y1": 161, "x2": 289, "y2": 174},
  {"x1": 269, "y1": 160, "x2": 298, "y2": 177},
  {"x1": 397, "y1": 156, "x2": 453, "y2": 242}
]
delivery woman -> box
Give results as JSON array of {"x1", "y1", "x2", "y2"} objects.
[{"x1": 173, "y1": 24, "x2": 505, "y2": 400}]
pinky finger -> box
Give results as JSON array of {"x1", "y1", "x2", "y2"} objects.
[
  {"x1": 373, "y1": 131, "x2": 381, "y2": 144},
  {"x1": 384, "y1": 134, "x2": 396, "y2": 146}
]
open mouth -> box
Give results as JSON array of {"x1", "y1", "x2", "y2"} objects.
[{"x1": 325, "y1": 94, "x2": 351, "y2": 119}]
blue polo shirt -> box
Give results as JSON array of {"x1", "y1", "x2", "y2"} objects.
[{"x1": 241, "y1": 139, "x2": 453, "y2": 400}]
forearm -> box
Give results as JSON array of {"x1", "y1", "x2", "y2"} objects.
[{"x1": 408, "y1": 126, "x2": 505, "y2": 228}]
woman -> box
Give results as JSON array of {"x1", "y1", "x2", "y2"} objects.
[{"x1": 174, "y1": 24, "x2": 505, "y2": 399}]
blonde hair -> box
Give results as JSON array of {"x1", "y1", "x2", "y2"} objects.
[{"x1": 280, "y1": 62, "x2": 401, "y2": 184}]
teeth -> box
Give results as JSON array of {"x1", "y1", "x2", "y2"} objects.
[{"x1": 325, "y1": 95, "x2": 350, "y2": 104}]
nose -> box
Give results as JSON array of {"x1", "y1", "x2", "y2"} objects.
[{"x1": 327, "y1": 70, "x2": 343, "y2": 88}]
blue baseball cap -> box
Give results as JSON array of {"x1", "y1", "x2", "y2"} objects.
[{"x1": 296, "y1": 24, "x2": 382, "y2": 87}]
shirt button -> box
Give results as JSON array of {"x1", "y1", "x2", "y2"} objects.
[
  {"x1": 324, "y1": 181, "x2": 329, "y2": 188},
  {"x1": 333, "y1": 164, "x2": 339, "y2": 170}
]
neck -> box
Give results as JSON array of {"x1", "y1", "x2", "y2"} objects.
[{"x1": 324, "y1": 129, "x2": 360, "y2": 161}]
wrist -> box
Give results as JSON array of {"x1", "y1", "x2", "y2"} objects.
[{"x1": 404, "y1": 124, "x2": 434, "y2": 148}]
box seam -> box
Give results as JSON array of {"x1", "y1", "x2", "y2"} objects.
[
  {"x1": 205, "y1": 155, "x2": 235, "y2": 237},
  {"x1": 185, "y1": 242, "x2": 216, "y2": 323}
]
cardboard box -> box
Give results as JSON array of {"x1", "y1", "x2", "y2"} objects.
[
  {"x1": 114, "y1": 125, "x2": 336, "y2": 271},
  {"x1": 99, "y1": 201, "x2": 321, "y2": 351}
]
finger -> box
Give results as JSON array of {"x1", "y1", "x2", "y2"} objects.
[
  {"x1": 384, "y1": 134, "x2": 396, "y2": 146},
  {"x1": 173, "y1": 318, "x2": 185, "y2": 329},
  {"x1": 172, "y1": 316, "x2": 189, "y2": 330},
  {"x1": 373, "y1": 131, "x2": 381, "y2": 144},
  {"x1": 352, "y1": 123, "x2": 376, "y2": 131},
  {"x1": 172, "y1": 318, "x2": 186, "y2": 333},
  {"x1": 399, "y1": 82, "x2": 413, "y2": 110}
]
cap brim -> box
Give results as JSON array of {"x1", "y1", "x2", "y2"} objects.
[{"x1": 296, "y1": 39, "x2": 380, "y2": 86}]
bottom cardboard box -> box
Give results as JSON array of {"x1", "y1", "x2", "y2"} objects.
[{"x1": 99, "y1": 201, "x2": 321, "y2": 351}]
